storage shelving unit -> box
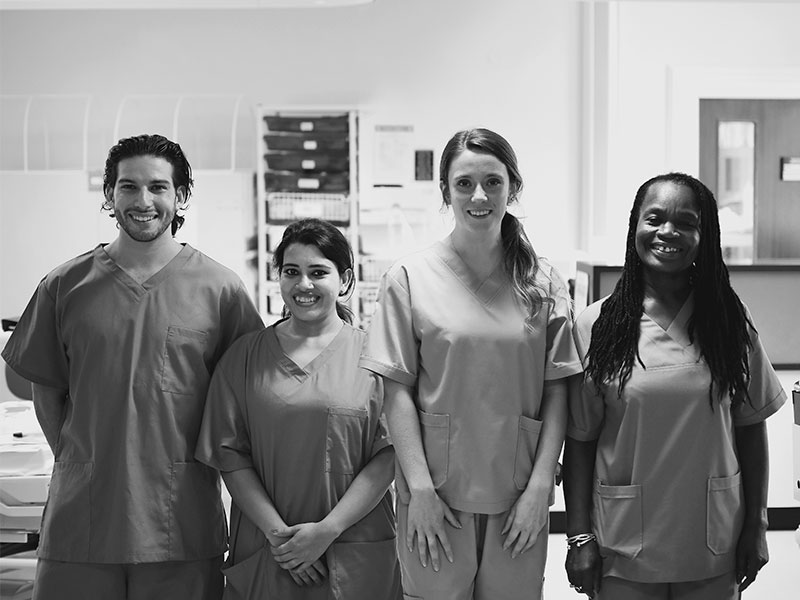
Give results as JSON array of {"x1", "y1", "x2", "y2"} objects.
[{"x1": 255, "y1": 106, "x2": 379, "y2": 326}]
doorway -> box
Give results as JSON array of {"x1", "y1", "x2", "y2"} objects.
[{"x1": 699, "y1": 99, "x2": 800, "y2": 261}]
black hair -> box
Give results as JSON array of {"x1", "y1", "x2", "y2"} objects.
[
  {"x1": 439, "y1": 128, "x2": 551, "y2": 327},
  {"x1": 273, "y1": 218, "x2": 355, "y2": 324},
  {"x1": 584, "y1": 172, "x2": 753, "y2": 406},
  {"x1": 102, "y1": 134, "x2": 194, "y2": 235}
]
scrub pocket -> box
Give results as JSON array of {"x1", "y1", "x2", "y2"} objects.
[
  {"x1": 160, "y1": 326, "x2": 209, "y2": 395},
  {"x1": 513, "y1": 415, "x2": 543, "y2": 490},
  {"x1": 417, "y1": 409, "x2": 450, "y2": 488},
  {"x1": 39, "y1": 461, "x2": 93, "y2": 559},
  {"x1": 326, "y1": 406, "x2": 368, "y2": 474},
  {"x1": 706, "y1": 472, "x2": 744, "y2": 555},
  {"x1": 593, "y1": 481, "x2": 643, "y2": 560},
  {"x1": 168, "y1": 461, "x2": 226, "y2": 558},
  {"x1": 328, "y1": 538, "x2": 401, "y2": 600}
]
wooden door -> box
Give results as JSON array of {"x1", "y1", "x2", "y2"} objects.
[{"x1": 699, "y1": 99, "x2": 800, "y2": 260}]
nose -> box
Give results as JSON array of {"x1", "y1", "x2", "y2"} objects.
[
  {"x1": 471, "y1": 184, "x2": 487, "y2": 201},
  {"x1": 658, "y1": 221, "x2": 678, "y2": 237},
  {"x1": 296, "y1": 274, "x2": 314, "y2": 289},
  {"x1": 134, "y1": 187, "x2": 155, "y2": 207}
]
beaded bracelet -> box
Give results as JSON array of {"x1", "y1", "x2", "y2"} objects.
[{"x1": 566, "y1": 533, "x2": 597, "y2": 549}]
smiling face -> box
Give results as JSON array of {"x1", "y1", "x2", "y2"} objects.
[
  {"x1": 441, "y1": 149, "x2": 511, "y2": 239},
  {"x1": 105, "y1": 155, "x2": 185, "y2": 243},
  {"x1": 279, "y1": 242, "x2": 351, "y2": 326},
  {"x1": 635, "y1": 181, "x2": 701, "y2": 280}
]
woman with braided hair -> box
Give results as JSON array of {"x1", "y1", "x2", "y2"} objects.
[{"x1": 563, "y1": 172, "x2": 786, "y2": 599}]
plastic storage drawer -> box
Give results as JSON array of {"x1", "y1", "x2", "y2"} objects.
[
  {"x1": 265, "y1": 171, "x2": 349, "y2": 193},
  {"x1": 264, "y1": 115, "x2": 349, "y2": 133},
  {"x1": 266, "y1": 192, "x2": 351, "y2": 225},
  {"x1": 263, "y1": 152, "x2": 349, "y2": 173},
  {"x1": 264, "y1": 133, "x2": 349, "y2": 152}
]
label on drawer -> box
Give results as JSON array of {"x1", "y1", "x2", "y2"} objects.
[
  {"x1": 300, "y1": 121, "x2": 314, "y2": 132},
  {"x1": 298, "y1": 178, "x2": 321, "y2": 190},
  {"x1": 301, "y1": 159, "x2": 317, "y2": 170},
  {"x1": 303, "y1": 140, "x2": 318, "y2": 150},
  {"x1": 294, "y1": 201, "x2": 324, "y2": 218}
]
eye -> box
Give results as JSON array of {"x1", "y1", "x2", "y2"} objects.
[
  {"x1": 281, "y1": 267, "x2": 298, "y2": 277},
  {"x1": 455, "y1": 178, "x2": 473, "y2": 189},
  {"x1": 486, "y1": 177, "x2": 503, "y2": 187},
  {"x1": 150, "y1": 184, "x2": 169, "y2": 193},
  {"x1": 312, "y1": 269, "x2": 330, "y2": 278}
]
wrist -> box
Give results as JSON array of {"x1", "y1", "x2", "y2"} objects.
[
  {"x1": 743, "y1": 507, "x2": 769, "y2": 529},
  {"x1": 319, "y1": 516, "x2": 345, "y2": 540}
]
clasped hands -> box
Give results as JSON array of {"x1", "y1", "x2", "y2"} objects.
[{"x1": 268, "y1": 521, "x2": 338, "y2": 587}]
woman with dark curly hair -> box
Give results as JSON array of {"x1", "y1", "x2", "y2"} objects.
[{"x1": 563, "y1": 173, "x2": 786, "y2": 599}]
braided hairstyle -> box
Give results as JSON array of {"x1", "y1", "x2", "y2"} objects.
[
  {"x1": 584, "y1": 172, "x2": 753, "y2": 406},
  {"x1": 439, "y1": 128, "x2": 551, "y2": 328}
]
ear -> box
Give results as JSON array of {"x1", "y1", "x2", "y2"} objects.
[
  {"x1": 102, "y1": 186, "x2": 114, "y2": 210},
  {"x1": 176, "y1": 186, "x2": 188, "y2": 210},
  {"x1": 439, "y1": 180, "x2": 450, "y2": 205},
  {"x1": 339, "y1": 268, "x2": 354, "y2": 296}
]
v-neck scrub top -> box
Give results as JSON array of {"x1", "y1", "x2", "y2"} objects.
[
  {"x1": 196, "y1": 323, "x2": 400, "y2": 600},
  {"x1": 1, "y1": 244, "x2": 264, "y2": 563},
  {"x1": 567, "y1": 295, "x2": 787, "y2": 583},
  {"x1": 359, "y1": 240, "x2": 582, "y2": 515}
]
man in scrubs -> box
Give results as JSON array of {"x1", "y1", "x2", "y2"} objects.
[{"x1": 2, "y1": 134, "x2": 264, "y2": 600}]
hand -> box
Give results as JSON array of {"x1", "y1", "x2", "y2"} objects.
[
  {"x1": 565, "y1": 541, "x2": 602, "y2": 597},
  {"x1": 406, "y1": 488, "x2": 461, "y2": 571},
  {"x1": 501, "y1": 487, "x2": 549, "y2": 558},
  {"x1": 270, "y1": 522, "x2": 338, "y2": 573},
  {"x1": 287, "y1": 559, "x2": 328, "y2": 587},
  {"x1": 736, "y1": 520, "x2": 769, "y2": 592}
]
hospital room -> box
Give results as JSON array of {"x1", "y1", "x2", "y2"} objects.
[{"x1": 0, "y1": 0, "x2": 798, "y2": 598}]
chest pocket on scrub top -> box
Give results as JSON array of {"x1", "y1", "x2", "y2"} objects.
[
  {"x1": 160, "y1": 326, "x2": 209, "y2": 395},
  {"x1": 326, "y1": 407, "x2": 368, "y2": 474}
]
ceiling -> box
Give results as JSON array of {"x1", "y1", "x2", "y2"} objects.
[{"x1": 0, "y1": 0, "x2": 374, "y2": 9}]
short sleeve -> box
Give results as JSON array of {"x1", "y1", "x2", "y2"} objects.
[
  {"x1": 566, "y1": 302, "x2": 606, "y2": 441},
  {"x1": 367, "y1": 375, "x2": 393, "y2": 458},
  {"x1": 543, "y1": 267, "x2": 583, "y2": 381},
  {"x1": 732, "y1": 323, "x2": 787, "y2": 427},
  {"x1": 1, "y1": 278, "x2": 69, "y2": 389},
  {"x1": 195, "y1": 349, "x2": 254, "y2": 472},
  {"x1": 216, "y1": 284, "x2": 264, "y2": 357},
  {"x1": 359, "y1": 266, "x2": 419, "y2": 387}
]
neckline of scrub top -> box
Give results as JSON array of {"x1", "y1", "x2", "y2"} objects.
[
  {"x1": 95, "y1": 243, "x2": 194, "y2": 297},
  {"x1": 434, "y1": 238, "x2": 506, "y2": 306},
  {"x1": 641, "y1": 292, "x2": 695, "y2": 349},
  {"x1": 266, "y1": 320, "x2": 350, "y2": 381}
]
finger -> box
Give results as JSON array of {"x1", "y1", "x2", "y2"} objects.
[
  {"x1": 502, "y1": 525, "x2": 520, "y2": 551},
  {"x1": 416, "y1": 532, "x2": 428, "y2": 568},
  {"x1": 289, "y1": 570, "x2": 306, "y2": 586},
  {"x1": 500, "y1": 509, "x2": 515, "y2": 536},
  {"x1": 406, "y1": 525, "x2": 415, "y2": 553},
  {"x1": 303, "y1": 566, "x2": 322, "y2": 586},
  {"x1": 511, "y1": 531, "x2": 529, "y2": 559},
  {"x1": 311, "y1": 560, "x2": 328, "y2": 579},
  {"x1": 428, "y1": 535, "x2": 441, "y2": 571},
  {"x1": 442, "y1": 504, "x2": 462, "y2": 529},
  {"x1": 271, "y1": 525, "x2": 297, "y2": 539},
  {"x1": 438, "y1": 530, "x2": 454, "y2": 564}
]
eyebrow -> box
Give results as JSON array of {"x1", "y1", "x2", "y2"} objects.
[
  {"x1": 117, "y1": 177, "x2": 172, "y2": 185},
  {"x1": 282, "y1": 262, "x2": 332, "y2": 269}
]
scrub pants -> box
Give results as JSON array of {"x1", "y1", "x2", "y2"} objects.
[
  {"x1": 397, "y1": 503, "x2": 548, "y2": 600},
  {"x1": 597, "y1": 572, "x2": 739, "y2": 600},
  {"x1": 32, "y1": 555, "x2": 224, "y2": 600}
]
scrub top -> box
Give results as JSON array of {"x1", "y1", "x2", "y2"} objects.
[
  {"x1": 195, "y1": 322, "x2": 401, "y2": 600},
  {"x1": 1, "y1": 244, "x2": 264, "y2": 563},
  {"x1": 567, "y1": 295, "x2": 787, "y2": 583},
  {"x1": 359, "y1": 239, "x2": 582, "y2": 515}
]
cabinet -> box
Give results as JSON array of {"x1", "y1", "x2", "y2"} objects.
[{"x1": 255, "y1": 107, "x2": 378, "y2": 325}]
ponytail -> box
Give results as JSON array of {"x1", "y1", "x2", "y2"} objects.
[{"x1": 501, "y1": 213, "x2": 551, "y2": 329}]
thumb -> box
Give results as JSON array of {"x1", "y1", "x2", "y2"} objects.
[{"x1": 271, "y1": 524, "x2": 299, "y2": 538}]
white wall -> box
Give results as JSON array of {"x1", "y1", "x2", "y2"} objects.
[
  {"x1": 0, "y1": 0, "x2": 585, "y2": 318},
  {"x1": 586, "y1": 0, "x2": 800, "y2": 262}
]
